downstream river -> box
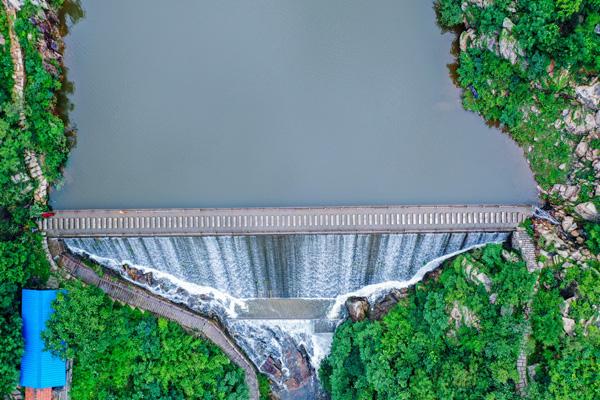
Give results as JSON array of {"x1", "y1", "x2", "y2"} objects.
[{"x1": 51, "y1": 0, "x2": 538, "y2": 209}]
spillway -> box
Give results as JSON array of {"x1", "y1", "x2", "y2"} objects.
[{"x1": 64, "y1": 232, "x2": 508, "y2": 398}]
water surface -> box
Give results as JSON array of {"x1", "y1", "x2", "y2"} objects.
[{"x1": 52, "y1": 0, "x2": 538, "y2": 209}]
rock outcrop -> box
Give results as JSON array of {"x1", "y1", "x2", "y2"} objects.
[
  {"x1": 575, "y1": 80, "x2": 600, "y2": 110},
  {"x1": 345, "y1": 297, "x2": 369, "y2": 322}
]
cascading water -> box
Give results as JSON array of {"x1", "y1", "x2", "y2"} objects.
[{"x1": 65, "y1": 232, "x2": 508, "y2": 398}]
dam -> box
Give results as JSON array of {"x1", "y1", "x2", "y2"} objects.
[
  {"x1": 42, "y1": 204, "x2": 532, "y2": 398},
  {"x1": 49, "y1": 0, "x2": 540, "y2": 398}
]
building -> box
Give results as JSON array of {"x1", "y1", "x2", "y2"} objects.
[{"x1": 20, "y1": 290, "x2": 66, "y2": 400}]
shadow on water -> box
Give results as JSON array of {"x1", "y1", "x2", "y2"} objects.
[{"x1": 57, "y1": 0, "x2": 85, "y2": 149}]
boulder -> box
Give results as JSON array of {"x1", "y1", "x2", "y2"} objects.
[
  {"x1": 564, "y1": 108, "x2": 598, "y2": 135},
  {"x1": 463, "y1": 259, "x2": 492, "y2": 292},
  {"x1": 499, "y1": 29, "x2": 523, "y2": 64},
  {"x1": 551, "y1": 184, "x2": 580, "y2": 202},
  {"x1": 345, "y1": 296, "x2": 369, "y2": 322},
  {"x1": 459, "y1": 29, "x2": 476, "y2": 52},
  {"x1": 575, "y1": 141, "x2": 589, "y2": 158},
  {"x1": 472, "y1": 33, "x2": 498, "y2": 53},
  {"x1": 561, "y1": 216, "x2": 576, "y2": 233},
  {"x1": 575, "y1": 201, "x2": 599, "y2": 222},
  {"x1": 575, "y1": 81, "x2": 600, "y2": 110},
  {"x1": 450, "y1": 301, "x2": 480, "y2": 329},
  {"x1": 369, "y1": 288, "x2": 408, "y2": 320},
  {"x1": 562, "y1": 317, "x2": 576, "y2": 335},
  {"x1": 462, "y1": 0, "x2": 492, "y2": 9},
  {"x1": 0, "y1": 33, "x2": 5, "y2": 46},
  {"x1": 502, "y1": 17, "x2": 514, "y2": 32}
]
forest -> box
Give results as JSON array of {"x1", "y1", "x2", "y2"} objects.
[{"x1": 321, "y1": 244, "x2": 599, "y2": 399}]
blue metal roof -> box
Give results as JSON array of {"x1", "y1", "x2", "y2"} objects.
[{"x1": 20, "y1": 289, "x2": 66, "y2": 389}]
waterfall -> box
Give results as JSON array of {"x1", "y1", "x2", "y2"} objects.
[
  {"x1": 65, "y1": 232, "x2": 506, "y2": 298},
  {"x1": 64, "y1": 232, "x2": 509, "y2": 398}
]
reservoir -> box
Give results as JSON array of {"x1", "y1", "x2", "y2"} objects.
[{"x1": 51, "y1": 0, "x2": 538, "y2": 209}]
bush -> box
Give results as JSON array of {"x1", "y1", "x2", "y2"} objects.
[
  {"x1": 44, "y1": 282, "x2": 249, "y2": 400},
  {"x1": 321, "y1": 244, "x2": 532, "y2": 399}
]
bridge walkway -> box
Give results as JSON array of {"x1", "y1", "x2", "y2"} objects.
[{"x1": 41, "y1": 205, "x2": 533, "y2": 237}]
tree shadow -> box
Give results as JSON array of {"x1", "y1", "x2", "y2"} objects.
[{"x1": 57, "y1": 0, "x2": 85, "y2": 148}]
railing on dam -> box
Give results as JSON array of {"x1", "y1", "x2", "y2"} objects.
[{"x1": 40, "y1": 205, "x2": 534, "y2": 237}]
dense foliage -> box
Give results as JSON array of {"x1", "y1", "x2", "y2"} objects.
[
  {"x1": 0, "y1": 1, "x2": 58, "y2": 394},
  {"x1": 321, "y1": 244, "x2": 535, "y2": 399},
  {"x1": 320, "y1": 244, "x2": 600, "y2": 399},
  {"x1": 43, "y1": 281, "x2": 249, "y2": 400}
]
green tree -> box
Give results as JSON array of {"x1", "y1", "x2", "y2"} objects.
[{"x1": 44, "y1": 282, "x2": 249, "y2": 400}]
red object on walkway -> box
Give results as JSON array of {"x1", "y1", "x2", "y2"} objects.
[
  {"x1": 41, "y1": 212, "x2": 55, "y2": 218},
  {"x1": 25, "y1": 388, "x2": 52, "y2": 400}
]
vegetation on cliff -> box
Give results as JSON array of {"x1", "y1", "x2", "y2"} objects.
[
  {"x1": 439, "y1": 0, "x2": 599, "y2": 201},
  {"x1": 320, "y1": 244, "x2": 600, "y2": 399},
  {"x1": 43, "y1": 281, "x2": 249, "y2": 400},
  {"x1": 0, "y1": 0, "x2": 62, "y2": 394}
]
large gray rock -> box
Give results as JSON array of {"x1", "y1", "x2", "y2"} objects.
[
  {"x1": 564, "y1": 108, "x2": 598, "y2": 135},
  {"x1": 345, "y1": 296, "x2": 369, "y2": 322},
  {"x1": 575, "y1": 141, "x2": 589, "y2": 158},
  {"x1": 562, "y1": 317, "x2": 575, "y2": 335},
  {"x1": 499, "y1": 29, "x2": 523, "y2": 64},
  {"x1": 551, "y1": 184, "x2": 580, "y2": 202},
  {"x1": 575, "y1": 202, "x2": 599, "y2": 222},
  {"x1": 576, "y1": 81, "x2": 600, "y2": 110}
]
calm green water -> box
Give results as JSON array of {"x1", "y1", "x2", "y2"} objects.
[{"x1": 52, "y1": 0, "x2": 538, "y2": 209}]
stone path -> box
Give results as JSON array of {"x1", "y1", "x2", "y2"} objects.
[
  {"x1": 42, "y1": 205, "x2": 533, "y2": 237},
  {"x1": 57, "y1": 253, "x2": 260, "y2": 400},
  {"x1": 511, "y1": 227, "x2": 541, "y2": 395}
]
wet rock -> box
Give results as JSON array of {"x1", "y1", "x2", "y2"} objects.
[
  {"x1": 345, "y1": 296, "x2": 369, "y2": 322},
  {"x1": 575, "y1": 81, "x2": 600, "y2": 110},
  {"x1": 261, "y1": 356, "x2": 284, "y2": 380},
  {"x1": 122, "y1": 264, "x2": 155, "y2": 286},
  {"x1": 502, "y1": 249, "x2": 520, "y2": 263},
  {"x1": 369, "y1": 288, "x2": 409, "y2": 320},
  {"x1": 283, "y1": 346, "x2": 313, "y2": 392},
  {"x1": 575, "y1": 201, "x2": 599, "y2": 222}
]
